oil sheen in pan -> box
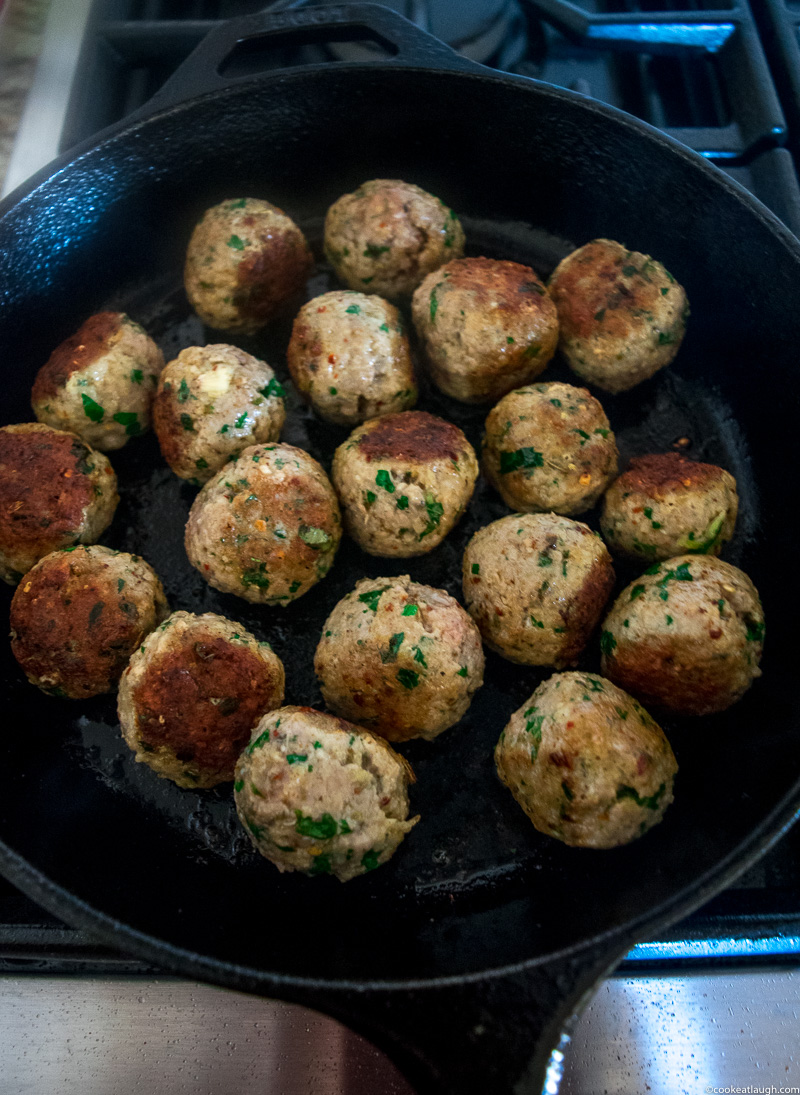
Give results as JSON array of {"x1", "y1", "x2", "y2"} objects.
[{"x1": 18, "y1": 213, "x2": 759, "y2": 908}]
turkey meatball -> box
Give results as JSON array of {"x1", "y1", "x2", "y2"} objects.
[
  {"x1": 462, "y1": 512, "x2": 615, "y2": 667},
  {"x1": 287, "y1": 290, "x2": 416, "y2": 427},
  {"x1": 184, "y1": 442, "x2": 341, "y2": 604},
  {"x1": 118, "y1": 611, "x2": 285, "y2": 789},
  {"x1": 411, "y1": 257, "x2": 559, "y2": 403},
  {"x1": 600, "y1": 453, "x2": 738, "y2": 562},
  {"x1": 482, "y1": 382, "x2": 618, "y2": 515},
  {"x1": 600, "y1": 555, "x2": 764, "y2": 715},
  {"x1": 495, "y1": 671, "x2": 677, "y2": 848},
  {"x1": 153, "y1": 344, "x2": 285, "y2": 483},
  {"x1": 184, "y1": 197, "x2": 313, "y2": 334},
  {"x1": 31, "y1": 312, "x2": 163, "y2": 451},
  {"x1": 324, "y1": 178, "x2": 464, "y2": 299},
  {"x1": 548, "y1": 238, "x2": 689, "y2": 393},
  {"x1": 0, "y1": 424, "x2": 118, "y2": 585},
  {"x1": 10, "y1": 545, "x2": 168, "y2": 699},
  {"x1": 235, "y1": 705, "x2": 418, "y2": 881},
  {"x1": 331, "y1": 411, "x2": 478, "y2": 557},
  {"x1": 315, "y1": 576, "x2": 484, "y2": 743}
]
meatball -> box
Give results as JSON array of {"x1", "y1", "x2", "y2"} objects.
[
  {"x1": 184, "y1": 442, "x2": 341, "y2": 604},
  {"x1": 184, "y1": 197, "x2": 313, "y2": 334},
  {"x1": 600, "y1": 453, "x2": 738, "y2": 562},
  {"x1": 0, "y1": 424, "x2": 118, "y2": 585},
  {"x1": 331, "y1": 411, "x2": 478, "y2": 558},
  {"x1": 153, "y1": 344, "x2": 286, "y2": 483},
  {"x1": 287, "y1": 290, "x2": 417, "y2": 426},
  {"x1": 235, "y1": 705, "x2": 418, "y2": 880},
  {"x1": 31, "y1": 312, "x2": 164, "y2": 451},
  {"x1": 482, "y1": 382, "x2": 618, "y2": 515},
  {"x1": 324, "y1": 178, "x2": 464, "y2": 299},
  {"x1": 495, "y1": 671, "x2": 677, "y2": 848},
  {"x1": 10, "y1": 545, "x2": 168, "y2": 699},
  {"x1": 118, "y1": 611, "x2": 285, "y2": 789},
  {"x1": 548, "y1": 239, "x2": 689, "y2": 393},
  {"x1": 600, "y1": 555, "x2": 764, "y2": 715},
  {"x1": 462, "y1": 512, "x2": 615, "y2": 667},
  {"x1": 411, "y1": 257, "x2": 559, "y2": 403},
  {"x1": 315, "y1": 576, "x2": 484, "y2": 743}
]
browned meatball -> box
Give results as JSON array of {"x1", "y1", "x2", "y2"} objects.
[
  {"x1": 495, "y1": 672, "x2": 677, "y2": 848},
  {"x1": 10, "y1": 545, "x2": 168, "y2": 698},
  {"x1": 600, "y1": 453, "x2": 738, "y2": 562},
  {"x1": 482, "y1": 381, "x2": 618, "y2": 515},
  {"x1": 118, "y1": 611, "x2": 286, "y2": 789},
  {"x1": 0, "y1": 423, "x2": 119, "y2": 585},
  {"x1": 31, "y1": 312, "x2": 164, "y2": 451},
  {"x1": 462, "y1": 513, "x2": 615, "y2": 667},
  {"x1": 184, "y1": 198, "x2": 313, "y2": 334},
  {"x1": 548, "y1": 239, "x2": 689, "y2": 393},
  {"x1": 331, "y1": 411, "x2": 478, "y2": 557},
  {"x1": 324, "y1": 178, "x2": 464, "y2": 299},
  {"x1": 600, "y1": 556, "x2": 764, "y2": 715},
  {"x1": 411, "y1": 258, "x2": 559, "y2": 403}
]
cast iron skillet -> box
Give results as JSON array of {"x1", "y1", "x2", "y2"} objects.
[{"x1": 1, "y1": 6, "x2": 799, "y2": 1093}]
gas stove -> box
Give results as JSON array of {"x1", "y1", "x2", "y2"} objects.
[{"x1": 1, "y1": 1, "x2": 800, "y2": 1092}]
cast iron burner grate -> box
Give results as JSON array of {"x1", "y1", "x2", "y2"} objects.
[{"x1": 3, "y1": 0, "x2": 800, "y2": 973}]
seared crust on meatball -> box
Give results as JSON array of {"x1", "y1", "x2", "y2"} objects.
[
  {"x1": 600, "y1": 453, "x2": 738, "y2": 562},
  {"x1": 32, "y1": 313, "x2": 164, "y2": 451},
  {"x1": 184, "y1": 198, "x2": 313, "y2": 334},
  {"x1": 411, "y1": 257, "x2": 559, "y2": 403},
  {"x1": 600, "y1": 555, "x2": 764, "y2": 715},
  {"x1": 10, "y1": 545, "x2": 168, "y2": 698},
  {"x1": 324, "y1": 178, "x2": 464, "y2": 299},
  {"x1": 153, "y1": 344, "x2": 285, "y2": 483},
  {"x1": 495, "y1": 672, "x2": 677, "y2": 848},
  {"x1": 118, "y1": 611, "x2": 285, "y2": 789},
  {"x1": 287, "y1": 291, "x2": 417, "y2": 426},
  {"x1": 315, "y1": 576, "x2": 484, "y2": 742},
  {"x1": 235, "y1": 705, "x2": 418, "y2": 881},
  {"x1": 548, "y1": 239, "x2": 688, "y2": 393},
  {"x1": 483, "y1": 382, "x2": 618, "y2": 515},
  {"x1": 184, "y1": 442, "x2": 341, "y2": 604},
  {"x1": 462, "y1": 513, "x2": 615, "y2": 667},
  {"x1": 0, "y1": 424, "x2": 118, "y2": 584},
  {"x1": 331, "y1": 411, "x2": 478, "y2": 557}
]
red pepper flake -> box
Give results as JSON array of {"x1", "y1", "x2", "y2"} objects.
[{"x1": 328, "y1": 354, "x2": 337, "y2": 364}]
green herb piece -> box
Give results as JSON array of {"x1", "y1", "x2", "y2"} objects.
[
  {"x1": 227, "y1": 234, "x2": 245, "y2": 250},
  {"x1": 361, "y1": 276, "x2": 374, "y2": 284},
  {"x1": 363, "y1": 490, "x2": 376, "y2": 507},
  {"x1": 630, "y1": 584, "x2": 646, "y2": 601},
  {"x1": 550, "y1": 398, "x2": 562, "y2": 407},
  {"x1": 177, "y1": 378, "x2": 193, "y2": 403},
  {"x1": 363, "y1": 245, "x2": 390, "y2": 259},
  {"x1": 287, "y1": 754, "x2": 307, "y2": 765},
  {"x1": 471, "y1": 563, "x2": 480, "y2": 575},
  {"x1": 376, "y1": 469, "x2": 395, "y2": 493},
  {"x1": 180, "y1": 413, "x2": 194, "y2": 432},
  {"x1": 419, "y1": 492, "x2": 444, "y2": 539},
  {"x1": 117, "y1": 578, "x2": 125, "y2": 592},
  {"x1": 412, "y1": 645, "x2": 427, "y2": 668},
  {"x1": 746, "y1": 619, "x2": 765, "y2": 643},
  {"x1": 196, "y1": 457, "x2": 209, "y2": 470},
  {"x1": 616, "y1": 783, "x2": 666, "y2": 811},
  {"x1": 295, "y1": 811, "x2": 337, "y2": 840},
  {"x1": 594, "y1": 308, "x2": 606, "y2": 322},
  {"x1": 397, "y1": 668, "x2": 420, "y2": 689},
  {"x1": 81, "y1": 393, "x2": 104, "y2": 422},
  {"x1": 622, "y1": 264, "x2": 638, "y2": 277},
  {"x1": 241, "y1": 570, "x2": 270, "y2": 590},
  {"x1": 259, "y1": 378, "x2": 285, "y2": 399},
  {"x1": 130, "y1": 369, "x2": 143, "y2": 385},
  {"x1": 309, "y1": 853, "x2": 332, "y2": 876},
  {"x1": 329, "y1": 386, "x2": 338, "y2": 396},
  {"x1": 289, "y1": 580, "x2": 302, "y2": 594},
  {"x1": 379, "y1": 323, "x2": 389, "y2": 332},
  {"x1": 396, "y1": 495, "x2": 409, "y2": 510},
  {"x1": 299, "y1": 524, "x2": 333, "y2": 551},
  {"x1": 538, "y1": 553, "x2": 552, "y2": 567},
  {"x1": 666, "y1": 615, "x2": 674, "y2": 625},
  {"x1": 361, "y1": 849, "x2": 380, "y2": 872},
  {"x1": 499, "y1": 447, "x2": 544, "y2": 474},
  {"x1": 358, "y1": 587, "x2": 388, "y2": 612},
  {"x1": 456, "y1": 666, "x2": 468, "y2": 677},
  {"x1": 530, "y1": 616, "x2": 545, "y2": 629},
  {"x1": 600, "y1": 630, "x2": 617, "y2": 656},
  {"x1": 402, "y1": 604, "x2": 418, "y2": 616},
  {"x1": 218, "y1": 424, "x2": 229, "y2": 434},
  {"x1": 345, "y1": 303, "x2": 361, "y2": 314},
  {"x1": 112, "y1": 411, "x2": 141, "y2": 436},
  {"x1": 383, "y1": 632, "x2": 404, "y2": 662},
  {"x1": 246, "y1": 729, "x2": 271, "y2": 754},
  {"x1": 430, "y1": 287, "x2": 439, "y2": 322},
  {"x1": 339, "y1": 819, "x2": 352, "y2": 834},
  {"x1": 234, "y1": 412, "x2": 247, "y2": 428}
]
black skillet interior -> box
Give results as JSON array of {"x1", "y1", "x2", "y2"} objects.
[{"x1": 1, "y1": 30, "x2": 800, "y2": 992}]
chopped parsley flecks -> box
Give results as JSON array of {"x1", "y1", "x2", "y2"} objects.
[
  {"x1": 227, "y1": 234, "x2": 245, "y2": 250},
  {"x1": 630, "y1": 584, "x2": 646, "y2": 601},
  {"x1": 457, "y1": 666, "x2": 468, "y2": 677},
  {"x1": 259, "y1": 378, "x2": 285, "y2": 399},
  {"x1": 358, "y1": 587, "x2": 388, "y2": 613},
  {"x1": 499, "y1": 447, "x2": 544, "y2": 474},
  {"x1": 397, "y1": 668, "x2": 420, "y2": 690},
  {"x1": 383, "y1": 632, "x2": 404, "y2": 662},
  {"x1": 235, "y1": 412, "x2": 247, "y2": 428},
  {"x1": 412, "y1": 645, "x2": 427, "y2": 668},
  {"x1": 361, "y1": 849, "x2": 380, "y2": 872},
  {"x1": 600, "y1": 630, "x2": 617, "y2": 656},
  {"x1": 286, "y1": 754, "x2": 307, "y2": 765},
  {"x1": 363, "y1": 490, "x2": 377, "y2": 507},
  {"x1": 396, "y1": 495, "x2": 409, "y2": 510},
  {"x1": 471, "y1": 563, "x2": 480, "y2": 575},
  {"x1": 299, "y1": 524, "x2": 333, "y2": 551},
  {"x1": 419, "y1": 492, "x2": 444, "y2": 540},
  {"x1": 363, "y1": 245, "x2": 390, "y2": 260},
  {"x1": 376, "y1": 469, "x2": 395, "y2": 493},
  {"x1": 81, "y1": 393, "x2": 104, "y2": 422},
  {"x1": 429, "y1": 287, "x2": 439, "y2": 322},
  {"x1": 177, "y1": 378, "x2": 193, "y2": 403},
  {"x1": 345, "y1": 304, "x2": 361, "y2": 314},
  {"x1": 530, "y1": 615, "x2": 545, "y2": 629},
  {"x1": 180, "y1": 413, "x2": 194, "y2": 432},
  {"x1": 130, "y1": 369, "x2": 143, "y2": 385},
  {"x1": 112, "y1": 411, "x2": 141, "y2": 436},
  {"x1": 196, "y1": 457, "x2": 209, "y2": 470},
  {"x1": 616, "y1": 782, "x2": 666, "y2": 811},
  {"x1": 246, "y1": 729, "x2": 271, "y2": 754},
  {"x1": 402, "y1": 604, "x2": 418, "y2": 616},
  {"x1": 241, "y1": 567, "x2": 270, "y2": 589},
  {"x1": 295, "y1": 810, "x2": 337, "y2": 840},
  {"x1": 289, "y1": 580, "x2": 302, "y2": 594},
  {"x1": 746, "y1": 619, "x2": 765, "y2": 643},
  {"x1": 309, "y1": 854, "x2": 332, "y2": 876}
]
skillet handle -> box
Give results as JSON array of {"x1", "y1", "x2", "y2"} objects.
[
  {"x1": 128, "y1": 2, "x2": 484, "y2": 122},
  {"x1": 298, "y1": 946, "x2": 627, "y2": 1095}
]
